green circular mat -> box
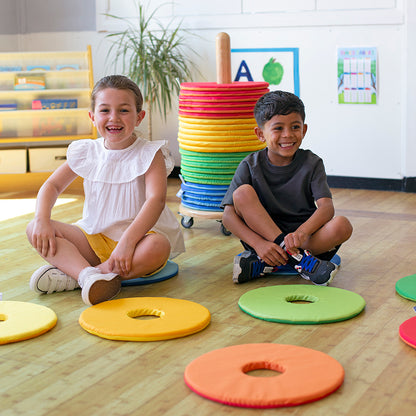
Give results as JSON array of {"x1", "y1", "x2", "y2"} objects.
[
  {"x1": 238, "y1": 285, "x2": 366, "y2": 325},
  {"x1": 180, "y1": 148, "x2": 252, "y2": 160},
  {"x1": 396, "y1": 274, "x2": 416, "y2": 301},
  {"x1": 180, "y1": 164, "x2": 236, "y2": 174}
]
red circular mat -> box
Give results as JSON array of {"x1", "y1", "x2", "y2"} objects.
[
  {"x1": 399, "y1": 316, "x2": 416, "y2": 348},
  {"x1": 180, "y1": 81, "x2": 269, "y2": 91}
]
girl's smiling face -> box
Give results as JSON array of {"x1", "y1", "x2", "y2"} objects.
[
  {"x1": 89, "y1": 88, "x2": 145, "y2": 150},
  {"x1": 255, "y1": 112, "x2": 307, "y2": 166}
]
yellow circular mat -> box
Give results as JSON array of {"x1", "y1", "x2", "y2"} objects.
[
  {"x1": 178, "y1": 140, "x2": 265, "y2": 153},
  {"x1": 0, "y1": 301, "x2": 57, "y2": 345},
  {"x1": 179, "y1": 116, "x2": 257, "y2": 127},
  {"x1": 79, "y1": 297, "x2": 211, "y2": 341}
]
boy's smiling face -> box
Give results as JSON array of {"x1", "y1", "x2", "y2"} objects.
[{"x1": 255, "y1": 112, "x2": 307, "y2": 166}]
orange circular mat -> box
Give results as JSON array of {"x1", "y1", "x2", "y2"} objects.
[{"x1": 184, "y1": 343, "x2": 344, "y2": 408}]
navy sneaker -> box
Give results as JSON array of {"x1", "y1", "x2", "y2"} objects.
[
  {"x1": 287, "y1": 249, "x2": 337, "y2": 286},
  {"x1": 233, "y1": 251, "x2": 280, "y2": 283}
]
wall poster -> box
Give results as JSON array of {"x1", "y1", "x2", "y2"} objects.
[
  {"x1": 337, "y1": 47, "x2": 377, "y2": 104},
  {"x1": 231, "y1": 48, "x2": 300, "y2": 96}
]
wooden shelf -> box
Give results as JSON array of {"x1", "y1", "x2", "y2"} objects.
[{"x1": 0, "y1": 46, "x2": 95, "y2": 186}]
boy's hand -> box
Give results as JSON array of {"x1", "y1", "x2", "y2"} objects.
[
  {"x1": 255, "y1": 240, "x2": 288, "y2": 266},
  {"x1": 284, "y1": 230, "x2": 309, "y2": 255}
]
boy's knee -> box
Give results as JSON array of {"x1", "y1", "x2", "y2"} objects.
[
  {"x1": 335, "y1": 216, "x2": 353, "y2": 240},
  {"x1": 233, "y1": 184, "x2": 257, "y2": 205}
]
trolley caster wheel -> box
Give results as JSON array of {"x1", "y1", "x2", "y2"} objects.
[
  {"x1": 181, "y1": 216, "x2": 194, "y2": 229},
  {"x1": 220, "y1": 223, "x2": 231, "y2": 236}
]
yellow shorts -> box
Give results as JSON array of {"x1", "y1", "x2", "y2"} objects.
[{"x1": 77, "y1": 228, "x2": 165, "y2": 276}]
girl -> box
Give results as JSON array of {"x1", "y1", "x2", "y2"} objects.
[{"x1": 27, "y1": 75, "x2": 185, "y2": 305}]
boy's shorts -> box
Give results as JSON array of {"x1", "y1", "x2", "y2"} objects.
[{"x1": 77, "y1": 227, "x2": 166, "y2": 276}]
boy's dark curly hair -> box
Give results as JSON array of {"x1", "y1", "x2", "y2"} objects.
[{"x1": 254, "y1": 90, "x2": 305, "y2": 128}]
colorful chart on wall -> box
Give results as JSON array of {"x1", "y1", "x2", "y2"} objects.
[
  {"x1": 337, "y1": 47, "x2": 377, "y2": 104},
  {"x1": 231, "y1": 48, "x2": 300, "y2": 96}
]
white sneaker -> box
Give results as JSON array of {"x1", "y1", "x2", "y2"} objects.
[
  {"x1": 30, "y1": 265, "x2": 80, "y2": 294},
  {"x1": 79, "y1": 267, "x2": 121, "y2": 306}
]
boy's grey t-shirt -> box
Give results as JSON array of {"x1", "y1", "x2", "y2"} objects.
[{"x1": 220, "y1": 148, "x2": 332, "y2": 232}]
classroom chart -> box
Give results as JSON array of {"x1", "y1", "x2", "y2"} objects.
[{"x1": 337, "y1": 47, "x2": 377, "y2": 104}]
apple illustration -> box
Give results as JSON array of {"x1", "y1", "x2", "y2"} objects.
[{"x1": 262, "y1": 58, "x2": 284, "y2": 85}]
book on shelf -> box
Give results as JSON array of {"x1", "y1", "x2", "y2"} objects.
[
  {"x1": 32, "y1": 99, "x2": 78, "y2": 110},
  {"x1": 14, "y1": 73, "x2": 46, "y2": 90}
]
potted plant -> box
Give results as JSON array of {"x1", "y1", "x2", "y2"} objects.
[{"x1": 104, "y1": 1, "x2": 199, "y2": 140}]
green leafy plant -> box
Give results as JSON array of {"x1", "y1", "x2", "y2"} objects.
[{"x1": 104, "y1": 1, "x2": 198, "y2": 139}]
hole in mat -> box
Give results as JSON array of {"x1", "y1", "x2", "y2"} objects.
[
  {"x1": 127, "y1": 308, "x2": 163, "y2": 320},
  {"x1": 285, "y1": 294, "x2": 319, "y2": 304},
  {"x1": 242, "y1": 361, "x2": 285, "y2": 378}
]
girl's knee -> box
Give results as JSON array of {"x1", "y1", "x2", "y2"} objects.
[
  {"x1": 26, "y1": 220, "x2": 34, "y2": 243},
  {"x1": 146, "y1": 233, "x2": 171, "y2": 259}
]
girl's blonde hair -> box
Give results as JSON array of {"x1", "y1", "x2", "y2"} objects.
[{"x1": 91, "y1": 75, "x2": 144, "y2": 112}]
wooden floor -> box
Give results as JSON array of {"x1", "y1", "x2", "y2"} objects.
[{"x1": 1, "y1": 178, "x2": 416, "y2": 416}]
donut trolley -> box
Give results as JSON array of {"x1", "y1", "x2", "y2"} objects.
[{"x1": 177, "y1": 33, "x2": 268, "y2": 235}]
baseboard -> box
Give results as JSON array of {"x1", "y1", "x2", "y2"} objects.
[
  {"x1": 327, "y1": 176, "x2": 416, "y2": 192},
  {"x1": 170, "y1": 168, "x2": 416, "y2": 193}
]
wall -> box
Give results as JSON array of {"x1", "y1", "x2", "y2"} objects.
[{"x1": 1, "y1": 0, "x2": 415, "y2": 189}]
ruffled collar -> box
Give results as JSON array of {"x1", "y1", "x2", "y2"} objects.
[{"x1": 67, "y1": 136, "x2": 168, "y2": 184}]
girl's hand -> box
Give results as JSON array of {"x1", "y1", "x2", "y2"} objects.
[
  {"x1": 31, "y1": 218, "x2": 62, "y2": 258},
  {"x1": 107, "y1": 240, "x2": 135, "y2": 277}
]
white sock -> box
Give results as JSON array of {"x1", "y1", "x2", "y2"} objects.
[{"x1": 78, "y1": 267, "x2": 100, "y2": 288}]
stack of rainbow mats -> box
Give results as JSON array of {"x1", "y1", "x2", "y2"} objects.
[{"x1": 177, "y1": 81, "x2": 269, "y2": 211}]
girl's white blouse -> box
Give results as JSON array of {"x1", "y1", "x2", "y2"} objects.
[{"x1": 67, "y1": 137, "x2": 185, "y2": 258}]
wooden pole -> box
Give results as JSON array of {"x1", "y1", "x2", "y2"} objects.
[{"x1": 216, "y1": 32, "x2": 232, "y2": 84}]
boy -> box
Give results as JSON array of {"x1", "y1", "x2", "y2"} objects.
[{"x1": 221, "y1": 90, "x2": 352, "y2": 285}]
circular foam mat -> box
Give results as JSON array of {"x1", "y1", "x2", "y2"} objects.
[
  {"x1": 180, "y1": 148, "x2": 251, "y2": 161},
  {"x1": 181, "y1": 200, "x2": 223, "y2": 211},
  {"x1": 399, "y1": 316, "x2": 416, "y2": 348},
  {"x1": 180, "y1": 181, "x2": 229, "y2": 193},
  {"x1": 396, "y1": 274, "x2": 416, "y2": 301},
  {"x1": 238, "y1": 284, "x2": 365, "y2": 324},
  {"x1": 179, "y1": 127, "x2": 254, "y2": 137},
  {"x1": 178, "y1": 132, "x2": 257, "y2": 142},
  {"x1": 121, "y1": 260, "x2": 178, "y2": 287},
  {"x1": 180, "y1": 90, "x2": 267, "y2": 100},
  {"x1": 79, "y1": 297, "x2": 211, "y2": 341},
  {"x1": 180, "y1": 81, "x2": 269, "y2": 92},
  {"x1": 0, "y1": 301, "x2": 57, "y2": 344},
  {"x1": 180, "y1": 89, "x2": 268, "y2": 97},
  {"x1": 178, "y1": 81, "x2": 268, "y2": 119},
  {"x1": 178, "y1": 111, "x2": 254, "y2": 119},
  {"x1": 178, "y1": 141, "x2": 265, "y2": 153},
  {"x1": 180, "y1": 168, "x2": 234, "y2": 181},
  {"x1": 184, "y1": 343, "x2": 344, "y2": 408},
  {"x1": 179, "y1": 116, "x2": 257, "y2": 130}
]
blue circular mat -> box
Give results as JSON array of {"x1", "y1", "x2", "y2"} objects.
[{"x1": 121, "y1": 261, "x2": 178, "y2": 287}]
